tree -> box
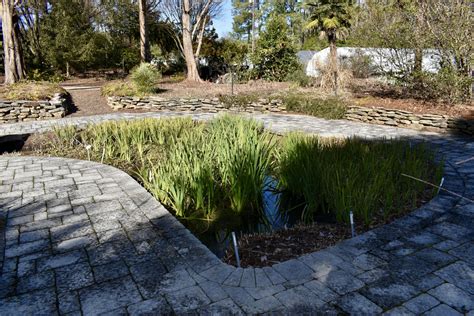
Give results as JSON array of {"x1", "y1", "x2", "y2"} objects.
[
  {"x1": 2, "y1": 0, "x2": 26, "y2": 84},
  {"x1": 160, "y1": 0, "x2": 222, "y2": 82},
  {"x1": 306, "y1": 0, "x2": 352, "y2": 95},
  {"x1": 231, "y1": 0, "x2": 254, "y2": 42},
  {"x1": 139, "y1": 0, "x2": 150, "y2": 62},
  {"x1": 250, "y1": 14, "x2": 300, "y2": 81},
  {"x1": 351, "y1": 0, "x2": 472, "y2": 102}
]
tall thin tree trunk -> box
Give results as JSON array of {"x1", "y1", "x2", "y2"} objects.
[
  {"x1": 413, "y1": 0, "x2": 424, "y2": 84},
  {"x1": 329, "y1": 33, "x2": 338, "y2": 96},
  {"x1": 139, "y1": 0, "x2": 150, "y2": 62},
  {"x1": 182, "y1": 0, "x2": 201, "y2": 82},
  {"x1": 194, "y1": 16, "x2": 207, "y2": 61},
  {"x1": 2, "y1": 0, "x2": 25, "y2": 85}
]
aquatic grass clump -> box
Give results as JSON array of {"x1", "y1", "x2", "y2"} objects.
[
  {"x1": 140, "y1": 115, "x2": 275, "y2": 232},
  {"x1": 276, "y1": 133, "x2": 443, "y2": 225},
  {"x1": 46, "y1": 116, "x2": 442, "y2": 236}
]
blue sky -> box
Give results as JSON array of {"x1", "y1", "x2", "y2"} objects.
[{"x1": 213, "y1": 0, "x2": 233, "y2": 38}]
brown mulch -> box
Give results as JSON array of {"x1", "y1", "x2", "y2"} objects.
[
  {"x1": 349, "y1": 79, "x2": 474, "y2": 118},
  {"x1": 223, "y1": 223, "x2": 351, "y2": 267},
  {"x1": 155, "y1": 80, "x2": 291, "y2": 99},
  {"x1": 224, "y1": 186, "x2": 435, "y2": 268}
]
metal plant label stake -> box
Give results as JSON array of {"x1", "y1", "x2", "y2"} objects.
[
  {"x1": 231, "y1": 232, "x2": 241, "y2": 268},
  {"x1": 350, "y1": 211, "x2": 356, "y2": 237},
  {"x1": 437, "y1": 177, "x2": 445, "y2": 195}
]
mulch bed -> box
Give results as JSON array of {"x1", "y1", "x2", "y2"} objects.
[
  {"x1": 223, "y1": 188, "x2": 435, "y2": 268},
  {"x1": 223, "y1": 222, "x2": 352, "y2": 267}
]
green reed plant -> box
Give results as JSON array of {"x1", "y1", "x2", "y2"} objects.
[
  {"x1": 136, "y1": 115, "x2": 275, "y2": 232},
  {"x1": 276, "y1": 134, "x2": 442, "y2": 226},
  {"x1": 47, "y1": 116, "x2": 441, "y2": 234}
]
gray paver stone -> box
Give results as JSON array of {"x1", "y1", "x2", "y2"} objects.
[
  {"x1": 223, "y1": 268, "x2": 243, "y2": 286},
  {"x1": 127, "y1": 297, "x2": 172, "y2": 316},
  {"x1": 19, "y1": 229, "x2": 49, "y2": 243},
  {"x1": 244, "y1": 284, "x2": 285, "y2": 300},
  {"x1": 159, "y1": 269, "x2": 196, "y2": 293},
  {"x1": 79, "y1": 276, "x2": 142, "y2": 316},
  {"x1": 199, "y1": 264, "x2": 234, "y2": 283},
  {"x1": 262, "y1": 266, "x2": 286, "y2": 285},
  {"x1": 199, "y1": 298, "x2": 243, "y2": 315},
  {"x1": 254, "y1": 268, "x2": 272, "y2": 288},
  {"x1": 58, "y1": 291, "x2": 81, "y2": 314},
  {"x1": 427, "y1": 222, "x2": 472, "y2": 241},
  {"x1": 303, "y1": 279, "x2": 338, "y2": 302},
  {"x1": 17, "y1": 270, "x2": 55, "y2": 294},
  {"x1": 240, "y1": 296, "x2": 283, "y2": 314},
  {"x1": 353, "y1": 253, "x2": 387, "y2": 271},
  {"x1": 239, "y1": 268, "x2": 256, "y2": 288},
  {"x1": 434, "y1": 262, "x2": 474, "y2": 295},
  {"x1": 448, "y1": 242, "x2": 474, "y2": 263},
  {"x1": 165, "y1": 285, "x2": 211, "y2": 313},
  {"x1": 383, "y1": 306, "x2": 415, "y2": 315},
  {"x1": 337, "y1": 292, "x2": 383, "y2": 314},
  {"x1": 403, "y1": 293, "x2": 440, "y2": 314},
  {"x1": 429, "y1": 283, "x2": 474, "y2": 312},
  {"x1": 198, "y1": 280, "x2": 229, "y2": 302},
  {"x1": 274, "y1": 285, "x2": 325, "y2": 309},
  {"x1": 317, "y1": 270, "x2": 365, "y2": 295},
  {"x1": 0, "y1": 289, "x2": 57, "y2": 315},
  {"x1": 272, "y1": 259, "x2": 313, "y2": 282},
  {"x1": 222, "y1": 285, "x2": 255, "y2": 307},
  {"x1": 55, "y1": 262, "x2": 95, "y2": 292},
  {"x1": 37, "y1": 250, "x2": 86, "y2": 271},
  {"x1": 360, "y1": 277, "x2": 420, "y2": 309},
  {"x1": 424, "y1": 304, "x2": 462, "y2": 316},
  {"x1": 5, "y1": 239, "x2": 49, "y2": 258},
  {"x1": 129, "y1": 259, "x2": 167, "y2": 299},
  {"x1": 50, "y1": 221, "x2": 94, "y2": 242},
  {"x1": 93, "y1": 260, "x2": 130, "y2": 283}
]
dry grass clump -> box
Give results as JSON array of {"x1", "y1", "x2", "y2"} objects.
[
  {"x1": 314, "y1": 61, "x2": 353, "y2": 94},
  {"x1": 0, "y1": 81, "x2": 66, "y2": 101}
]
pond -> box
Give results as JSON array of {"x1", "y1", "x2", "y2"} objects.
[{"x1": 24, "y1": 115, "x2": 443, "y2": 266}]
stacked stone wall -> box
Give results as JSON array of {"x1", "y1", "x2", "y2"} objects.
[
  {"x1": 107, "y1": 96, "x2": 286, "y2": 114},
  {"x1": 0, "y1": 93, "x2": 69, "y2": 124},
  {"x1": 108, "y1": 97, "x2": 474, "y2": 136},
  {"x1": 345, "y1": 106, "x2": 474, "y2": 136}
]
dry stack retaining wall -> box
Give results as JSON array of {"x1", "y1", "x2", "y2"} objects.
[
  {"x1": 0, "y1": 93, "x2": 69, "y2": 124},
  {"x1": 107, "y1": 96, "x2": 286, "y2": 113},
  {"x1": 107, "y1": 96, "x2": 474, "y2": 136},
  {"x1": 345, "y1": 106, "x2": 474, "y2": 136}
]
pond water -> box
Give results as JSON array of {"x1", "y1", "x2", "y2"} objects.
[{"x1": 202, "y1": 176, "x2": 293, "y2": 258}]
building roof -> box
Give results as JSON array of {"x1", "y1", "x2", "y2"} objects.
[{"x1": 296, "y1": 50, "x2": 318, "y2": 65}]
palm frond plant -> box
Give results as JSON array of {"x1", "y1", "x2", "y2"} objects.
[{"x1": 306, "y1": 0, "x2": 353, "y2": 95}]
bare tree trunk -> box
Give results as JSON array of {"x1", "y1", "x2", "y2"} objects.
[
  {"x1": 329, "y1": 34, "x2": 338, "y2": 96},
  {"x1": 139, "y1": 0, "x2": 150, "y2": 62},
  {"x1": 2, "y1": 0, "x2": 25, "y2": 85},
  {"x1": 182, "y1": 0, "x2": 201, "y2": 82},
  {"x1": 194, "y1": 16, "x2": 207, "y2": 61},
  {"x1": 413, "y1": 0, "x2": 424, "y2": 84}
]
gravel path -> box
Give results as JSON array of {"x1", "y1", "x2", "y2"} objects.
[{"x1": 0, "y1": 114, "x2": 473, "y2": 315}]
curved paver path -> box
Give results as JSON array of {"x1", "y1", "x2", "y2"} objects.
[{"x1": 1, "y1": 113, "x2": 474, "y2": 315}]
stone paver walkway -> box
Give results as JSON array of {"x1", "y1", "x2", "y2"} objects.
[
  {"x1": 0, "y1": 111, "x2": 433, "y2": 138},
  {"x1": 1, "y1": 113, "x2": 473, "y2": 315}
]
